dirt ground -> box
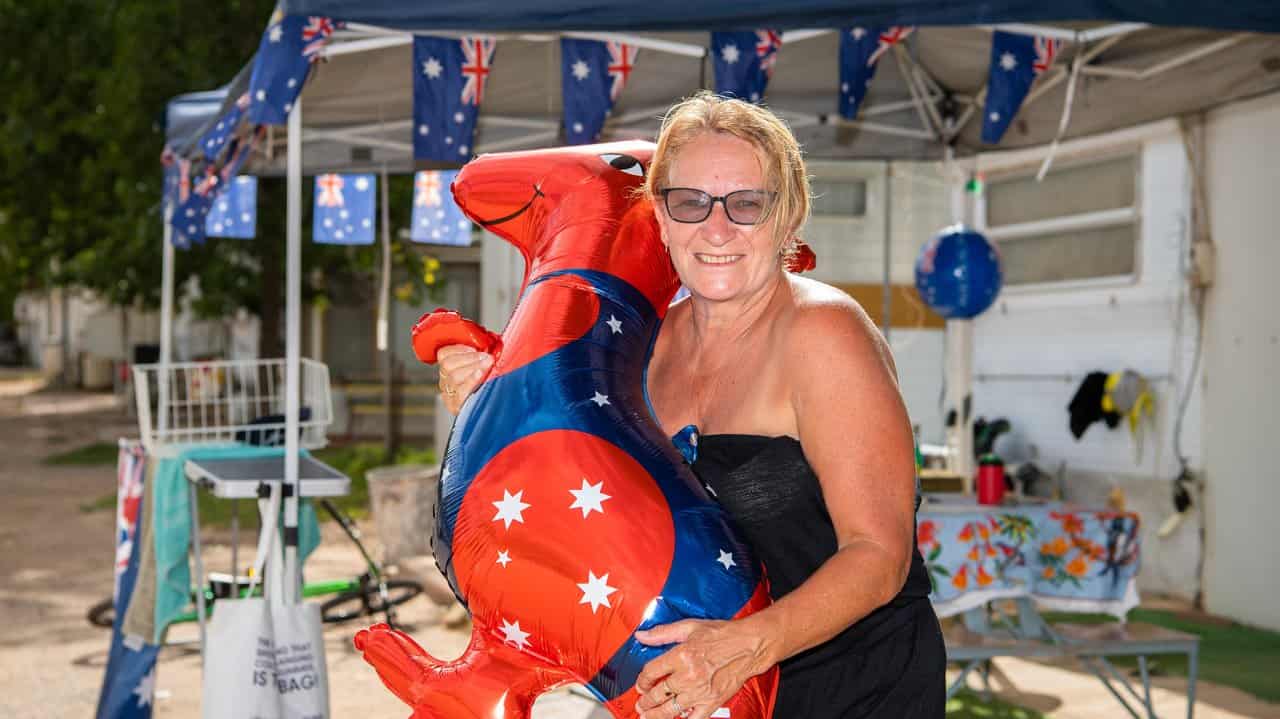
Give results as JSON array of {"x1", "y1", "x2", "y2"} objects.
[{"x1": 0, "y1": 381, "x2": 1276, "y2": 718}]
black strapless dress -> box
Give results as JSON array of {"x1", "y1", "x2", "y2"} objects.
[{"x1": 691, "y1": 434, "x2": 945, "y2": 719}]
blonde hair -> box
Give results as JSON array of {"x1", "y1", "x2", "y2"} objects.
[{"x1": 644, "y1": 91, "x2": 811, "y2": 258}]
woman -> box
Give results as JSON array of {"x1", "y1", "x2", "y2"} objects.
[{"x1": 438, "y1": 92, "x2": 944, "y2": 718}]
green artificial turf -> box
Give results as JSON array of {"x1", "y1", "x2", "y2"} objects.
[{"x1": 43, "y1": 441, "x2": 120, "y2": 466}]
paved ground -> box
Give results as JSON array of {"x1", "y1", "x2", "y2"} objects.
[{"x1": 0, "y1": 379, "x2": 1275, "y2": 718}]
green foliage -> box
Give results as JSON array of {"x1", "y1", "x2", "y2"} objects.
[{"x1": 946, "y1": 690, "x2": 1044, "y2": 718}]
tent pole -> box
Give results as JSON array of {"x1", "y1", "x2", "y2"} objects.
[
  {"x1": 284, "y1": 97, "x2": 303, "y2": 603},
  {"x1": 882, "y1": 162, "x2": 893, "y2": 341},
  {"x1": 158, "y1": 205, "x2": 175, "y2": 436}
]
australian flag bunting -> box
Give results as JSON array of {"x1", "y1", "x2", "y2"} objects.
[
  {"x1": 561, "y1": 39, "x2": 638, "y2": 144},
  {"x1": 206, "y1": 176, "x2": 258, "y2": 239},
  {"x1": 410, "y1": 170, "x2": 471, "y2": 245},
  {"x1": 94, "y1": 442, "x2": 159, "y2": 719},
  {"x1": 711, "y1": 30, "x2": 782, "y2": 103},
  {"x1": 248, "y1": 11, "x2": 334, "y2": 126},
  {"x1": 982, "y1": 31, "x2": 1061, "y2": 144},
  {"x1": 313, "y1": 173, "x2": 375, "y2": 245},
  {"x1": 171, "y1": 162, "x2": 216, "y2": 248},
  {"x1": 198, "y1": 93, "x2": 250, "y2": 162},
  {"x1": 839, "y1": 26, "x2": 914, "y2": 120},
  {"x1": 414, "y1": 36, "x2": 496, "y2": 164}
]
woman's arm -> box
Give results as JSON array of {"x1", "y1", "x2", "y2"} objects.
[{"x1": 635, "y1": 294, "x2": 918, "y2": 719}]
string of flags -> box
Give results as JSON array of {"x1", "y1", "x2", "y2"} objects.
[{"x1": 163, "y1": 10, "x2": 1067, "y2": 246}]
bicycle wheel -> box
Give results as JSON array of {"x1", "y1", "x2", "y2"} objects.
[
  {"x1": 87, "y1": 597, "x2": 115, "y2": 628},
  {"x1": 320, "y1": 579, "x2": 423, "y2": 624}
]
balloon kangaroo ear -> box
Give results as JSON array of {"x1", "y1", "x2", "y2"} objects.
[{"x1": 410, "y1": 308, "x2": 503, "y2": 365}]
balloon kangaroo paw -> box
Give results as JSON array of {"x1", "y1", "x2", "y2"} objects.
[
  {"x1": 411, "y1": 308, "x2": 502, "y2": 365},
  {"x1": 355, "y1": 622, "x2": 572, "y2": 719}
]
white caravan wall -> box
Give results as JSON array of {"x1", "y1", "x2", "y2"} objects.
[
  {"x1": 972, "y1": 120, "x2": 1205, "y2": 601},
  {"x1": 1201, "y1": 91, "x2": 1280, "y2": 632}
]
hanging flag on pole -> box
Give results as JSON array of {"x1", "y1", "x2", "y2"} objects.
[
  {"x1": 838, "y1": 26, "x2": 914, "y2": 120},
  {"x1": 982, "y1": 31, "x2": 1061, "y2": 144},
  {"x1": 410, "y1": 170, "x2": 472, "y2": 245},
  {"x1": 248, "y1": 12, "x2": 334, "y2": 125},
  {"x1": 413, "y1": 36, "x2": 497, "y2": 164},
  {"x1": 313, "y1": 173, "x2": 375, "y2": 245},
  {"x1": 198, "y1": 93, "x2": 251, "y2": 162},
  {"x1": 206, "y1": 176, "x2": 258, "y2": 239},
  {"x1": 711, "y1": 30, "x2": 782, "y2": 103},
  {"x1": 561, "y1": 38, "x2": 638, "y2": 144},
  {"x1": 94, "y1": 442, "x2": 159, "y2": 719},
  {"x1": 171, "y1": 163, "x2": 217, "y2": 248}
]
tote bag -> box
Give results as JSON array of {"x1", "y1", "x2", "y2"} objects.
[{"x1": 202, "y1": 486, "x2": 329, "y2": 719}]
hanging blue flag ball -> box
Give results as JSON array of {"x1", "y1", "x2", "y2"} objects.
[{"x1": 914, "y1": 225, "x2": 1002, "y2": 319}]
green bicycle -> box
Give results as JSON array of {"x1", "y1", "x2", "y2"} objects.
[{"x1": 88, "y1": 499, "x2": 424, "y2": 629}]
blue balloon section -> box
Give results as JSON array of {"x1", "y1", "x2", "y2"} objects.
[{"x1": 914, "y1": 226, "x2": 1003, "y2": 319}]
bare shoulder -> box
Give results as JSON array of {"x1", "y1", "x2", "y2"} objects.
[{"x1": 784, "y1": 275, "x2": 890, "y2": 367}]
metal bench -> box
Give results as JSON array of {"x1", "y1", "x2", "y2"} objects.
[
  {"x1": 1049, "y1": 621, "x2": 1200, "y2": 719},
  {"x1": 944, "y1": 621, "x2": 1067, "y2": 700}
]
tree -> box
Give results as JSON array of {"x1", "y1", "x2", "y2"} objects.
[{"x1": 0, "y1": 1, "x2": 438, "y2": 352}]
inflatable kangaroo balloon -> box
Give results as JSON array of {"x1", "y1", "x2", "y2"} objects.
[{"x1": 354, "y1": 141, "x2": 780, "y2": 718}]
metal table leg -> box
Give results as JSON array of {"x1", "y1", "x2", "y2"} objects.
[{"x1": 189, "y1": 482, "x2": 208, "y2": 666}]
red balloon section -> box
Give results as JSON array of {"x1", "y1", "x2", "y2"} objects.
[{"x1": 356, "y1": 141, "x2": 785, "y2": 718}]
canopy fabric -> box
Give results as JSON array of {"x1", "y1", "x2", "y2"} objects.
[
  {"x1": 283, "y1": 0, "x2": 1280, "y2": 34},
  {"x1": 164, "y1": 87, "x2": 231, "y2": 148}
]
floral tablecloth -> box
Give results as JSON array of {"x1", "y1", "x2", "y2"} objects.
[{"x1": 918, "y1": 499, "x2": 1141, "y2": 619}]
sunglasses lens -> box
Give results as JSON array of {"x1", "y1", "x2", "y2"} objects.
[
  {"x1": 725, "y1": 190, "x2": 769, "y2": 225},
  {"x1": 665, "y1": 189, "x2": 712, "y2": 222}
]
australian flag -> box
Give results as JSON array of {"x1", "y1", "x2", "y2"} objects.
[
  {"x1": 206, "y1": 176, "x2": 258, "y2": 239},
  {"x1": 95, "y1": 442, "x2": 159, "y2": 719},
  {"x1": 170, "y1": 162, "x2": 217, "y2": 248},
  {"x1": 414, "y1": 36, "x2": 497, "y2": 164},
  {"x1": 839, "y1": 26, "x2": 914, "y2": 120},
  {"x1": 982, "y1": 31, "x2": 1061, "y2": 144},
  {"x1": 410, "y1": 170, "x2": 472, "y2": 245},
  {"x1": 198, "y1": 93, "x2": 250, "y2": 162},
  {"x1": 313, "y1": 173, "x2": 375, "y2": 245},
  {"x1": 561, "y1": 39, "x2": 638, "y2": 144},
  {"x1": 248, "y1": 12, "x2": 334, "y2": 125},
  {"x1": 711, "y1": 30, "x2": 781, "y2": 103}
]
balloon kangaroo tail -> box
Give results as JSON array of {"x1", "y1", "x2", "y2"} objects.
[{"x1": 354, "y1": 623, "x2": 570, "y2": 719}]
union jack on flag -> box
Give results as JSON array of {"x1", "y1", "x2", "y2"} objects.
[
  {"x1": 560, "y1": 39, "x2": 639, "y2": 144},
  {"x1": 983, "y1": 30, "x2": 1061, "y2": 144},
  {"x1": 414, "y1": 36, "x2": 498, "y2": 163},
  {"x1": 301, "y1": 16, "x2": 335, "y2": 61},
  {"x1": 410, "y1": 170, "x2": 472, "y2": 245},
  {"x1": 711, "y1": 30, "x2": 782, "y2": 103},
  {"x1": 838, "y1": 26, "x2": 915, "y2": 120}
]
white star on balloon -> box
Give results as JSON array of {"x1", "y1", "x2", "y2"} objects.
[
  {"x1": 851, "y1": 28, "x2": 867, "y2": 40},
  {"x1": 269, "y1": 25, "x2": 283, "y2": 43},
  {"x1": 492, "y1": 489, "x2": 531, "y2": 529},
  {"x1": 423, "y1": 57, "x2": 444, "y2": 79},
  {"x1": 133, "y1": 668, "x2": 156, "y2": 707},
  {"x1": 572, "y1": 60, "x2": 591, "y2": 80},
  {"x1": 721, "y1": 43, "x2": 740, "y2": 64},
  {"x1": 572, "y1": 122, "x2": 584, "y2": 134},
  {"x1": 354, "y1": 177, "x2": 370, "y2": 192},
  {"x1": 499, "y1": 618, "x2": 532, "y2": 651},
  {"x1": 590, "y1": 392, "x2": 610, "y2": 407},
  {"x1": 605, "y1": 315, "x2": 622, "y2": 334},
  {"x1": 989, "y1": 111, "x2": 1001, "y2": 122},
  {"x1": 717, "y1": 549, "x2": 736, "y2": 570},
  {"x1": 569, "y1": 479, "x2": 611, "y2": 518},
  {"x1": 1000, "y1": 52, "x2": 1017, "y2": 71},
  {"x1": 577, "y1": 571, "x2": 618, "y2": 614},
  {"x1": 496, "y1": 549, "x2": 512, "y2": 567}
]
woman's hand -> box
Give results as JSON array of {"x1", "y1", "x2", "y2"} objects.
[
  {"x1": 633, "y1": 618, "x2": 776, "y2": 719},
  {"x1": 436, "y1": 345, "x2": 493, "y2": 414}
]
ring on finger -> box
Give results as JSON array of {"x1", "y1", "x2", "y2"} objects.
[{"x1": 670, "y1": 696, "x2": 683, "y2": 715}]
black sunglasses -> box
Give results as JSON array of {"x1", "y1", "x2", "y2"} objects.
[{"x1": 658, "y1": 187, "x2": 775, "y2": 225}]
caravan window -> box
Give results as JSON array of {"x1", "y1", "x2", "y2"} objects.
[{"x1": 985, "y1": 154, "x2": 1139, "y2": 286}]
